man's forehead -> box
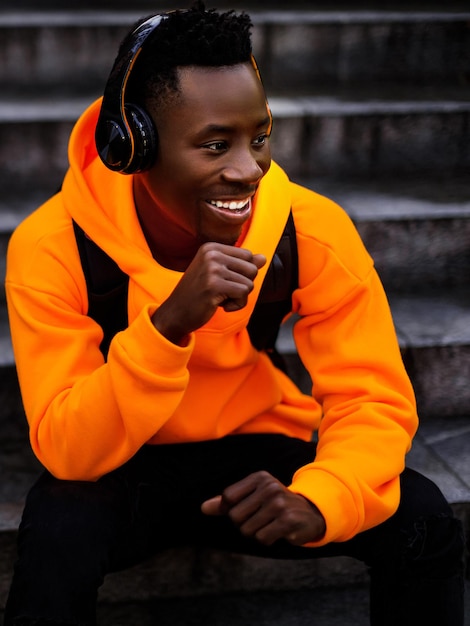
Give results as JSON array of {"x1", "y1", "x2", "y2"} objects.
[
  {"x1": 176, "y1": 62, "x2": 255, "y2": 83},
  {"x1": 147, "y1": 62, "x2": 269, "y2": 131},
  {"x1": 175, "y1": 63, "x2": 264, "y2": 102}
]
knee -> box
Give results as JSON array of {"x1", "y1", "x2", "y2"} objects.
[
  {"x1": 399, "y1": 468, "x2": 454, "y2": 520},
  {"x1": 396, "y1": 469, "x2": 465, "y2": 577},
  {"x1": 401, "y1": 513, "x2": 465, "y2": 579},
  {"x1": 18, "y1": 470, "x2": 128, "y2": 557},
  {"x1": 358, "y1": 470, "x2": 465, "y2": 575}
]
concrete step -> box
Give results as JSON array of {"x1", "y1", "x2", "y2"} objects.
[
  {"x1": 3, "y1": 0, "x2": 470, "y2": 8},
  {"x1": 278, "y1": 288, "x2": 470, "y2": 420},
  {"x1": 0, "y1": 88, "x2": 468, "y2": 187},
  {"x1": 2, "y1": 581, "x2": 470, "y2": 625},
  {"x1": 310, "y1": 177, "x2": 470, "y2": 293},
  {"x1": 71, "y1": 581, "x2": 470, "y2": 626},
  {"x1": 2, "y1": 177, "x2": 470, "y2": 300},
  {"x1": 388, "y1": 290, "x2": 470, "y2": 419},
  {"x1": 95, "y1": 585, "x2": 373, "y2": 626},
  {"x1": 269, "y1": 89, "x2": 470, "y2": 179},
  {"x1": 1, "y1": 582, "x2": 372, "y2": 626},
  {"x1": 0, "y1": 10, "x2": 468, "y2": 94},
  {"x1": 254, "y1": 10, "x2": 470, "y2": 93}
]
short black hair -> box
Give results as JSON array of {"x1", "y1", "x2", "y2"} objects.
[{"x1": 125, "y1": 2, "x2": 253, "y2": 110}]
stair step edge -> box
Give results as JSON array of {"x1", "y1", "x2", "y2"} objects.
[{"x1": 1, "y1": 10, "x2": 469, "y2": 27}]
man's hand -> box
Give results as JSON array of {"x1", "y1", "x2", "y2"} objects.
[
  {"x1": 152, "y1": 243, "x2": 266, "y2": 345},
  {"x1": 201, "y1": 471, "x2": 326, "y2": 546}
]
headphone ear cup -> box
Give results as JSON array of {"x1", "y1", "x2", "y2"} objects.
[
  {"x1": 95, "y1": 114, "x2": 132, "y2": 173},
  {"x1": 123, "y1": 103, "x2": 158, "y2": 174}
]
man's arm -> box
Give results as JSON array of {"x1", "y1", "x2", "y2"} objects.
[{"x1": 6, "y1": 221, "x2": 267, "y2": 481}]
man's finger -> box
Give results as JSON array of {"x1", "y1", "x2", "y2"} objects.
[
  {"x1": 201, "y1": 495, "x2": 224, "y2": 516},
  {"x1": 252, "y1": 253, "x2": 266, "y2": 269}
]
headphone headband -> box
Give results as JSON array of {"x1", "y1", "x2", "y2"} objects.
[{"x1": 95, "y1": 14, "x2": 169, "y2": 174}]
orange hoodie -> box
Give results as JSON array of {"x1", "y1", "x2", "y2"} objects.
[{"x1": 5, "y1": 99, "x2": 418, "y2": 546}]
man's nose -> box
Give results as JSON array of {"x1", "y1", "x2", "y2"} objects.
[{"x1": 221, "y1": 149, "x2": 267, "y2": 184}]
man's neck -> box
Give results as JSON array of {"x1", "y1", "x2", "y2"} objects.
[{"x1": 134, "y1": 181, "x2": 199, "y2": 272}]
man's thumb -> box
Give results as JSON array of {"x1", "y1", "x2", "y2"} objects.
[
  {"x1": 253, "y1": 253, "x2": 267, "y2": 270},
  {"x1": 201, "y1": 495, "x2": 223, "y2": 516}
]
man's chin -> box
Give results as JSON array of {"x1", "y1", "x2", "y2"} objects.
[{"x1": 200, "y1": 233, "x2": 241, "y2": 247}]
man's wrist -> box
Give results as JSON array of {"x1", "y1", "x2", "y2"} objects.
[{"x1": 151, "y1": 309, "x2": 190, "y2": 346}]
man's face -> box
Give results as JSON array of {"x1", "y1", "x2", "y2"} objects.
[{"x1": 136, "y1": 63, "x2": 272, "y2": 248}]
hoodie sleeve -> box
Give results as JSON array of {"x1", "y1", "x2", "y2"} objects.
[
  {"x1": 286, "y1": 183, "x2": 418, "y2": 546},
  {"x1": 5, "y1": 202, "x2": 194, "y2": 481}
]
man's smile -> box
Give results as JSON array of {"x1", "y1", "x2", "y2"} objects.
[{"x1": 207, "y1": 197, "x2": 252, "y2": 212}]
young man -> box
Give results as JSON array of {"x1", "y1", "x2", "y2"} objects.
[{"x1": 4, "y1": 3, "x2": 464, "y2": 625}]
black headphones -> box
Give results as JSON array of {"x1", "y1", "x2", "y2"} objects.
[
  {"x1": 95, "y1": 13, "x2": 169, "y2": 175},
  {"x1": 95, "y1": 11, "x2": 271, "y2": 175}
]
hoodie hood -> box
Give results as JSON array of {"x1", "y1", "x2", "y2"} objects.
[{"x1": 62, "y1": 98, "x2": 292, "y2": 326}]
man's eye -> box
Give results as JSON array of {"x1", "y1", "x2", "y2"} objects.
[
  {"x1": 253, "y1": 134, "x2": 269, "y2": 146},
  {"x1": 204, "y1": 141, "x2": 227, "y2": 151}
]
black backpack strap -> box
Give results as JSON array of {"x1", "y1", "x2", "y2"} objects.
[
  {"x1": 73, "y1": 209, "x2": 298, "y2": 363},
  {"x1": 72, "y1": 220, "x2": 128, "y2": 359},
  {"x1": 247, "y1": 209, "x2": 298, "y2": 357}
]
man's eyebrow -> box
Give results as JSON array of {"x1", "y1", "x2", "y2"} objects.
[
  {"x1": 257, "y1": 115, "x2": 272, "y2": 129},
  {"x1": 196, "y1": 116, "x2": 272, "y2": 138},
  {"x1": 197, "y1": 124, "x2": 232, "y2": 136}
]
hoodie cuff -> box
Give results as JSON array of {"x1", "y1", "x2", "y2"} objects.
[
  {"x1": 288, "y1": 467, "x2": 360, "y2": 547},
  {"x1": 111, "y1": 303, "x2": 194, "y2": 374}
]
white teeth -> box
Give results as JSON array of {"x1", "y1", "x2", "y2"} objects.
[{"x1": 209, "y1": 199, "x2": 249, "y2": 211}]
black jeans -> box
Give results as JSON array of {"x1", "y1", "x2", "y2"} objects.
[{"x1": 4, "y1": 434, "x2": 465, "y2": 625}]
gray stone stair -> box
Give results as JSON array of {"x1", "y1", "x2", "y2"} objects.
[
  {"x1": 1, "y1": 10, "x2": 469, "y2": 186},
  {"x1": 1, "y1": 87, "x2": 469, "y2": 187},
  {"x1": 1, "y1": 9, "x2": 469, "y2": 93},
  {"x1": 0, "y1": 4, "x2": 469, "y2": 621},
  {"x1": 311, "y1": 177, "x2": 470, "y2": 292}
]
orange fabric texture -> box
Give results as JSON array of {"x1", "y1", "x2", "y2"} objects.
[{"x1": 5, "y1": 99, "x2": 418, "y2": 546}]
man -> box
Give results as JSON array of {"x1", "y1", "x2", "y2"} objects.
[{"x1": 4, "y1": 3, "x2": 464, "y2": 625}]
